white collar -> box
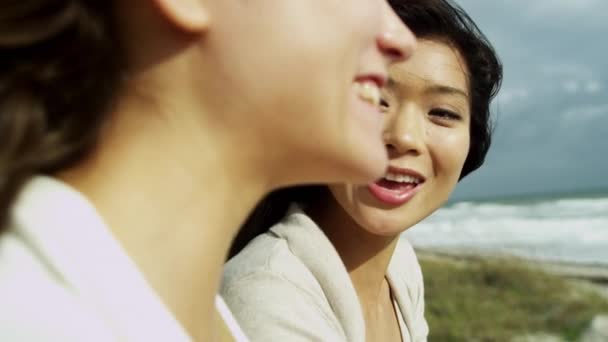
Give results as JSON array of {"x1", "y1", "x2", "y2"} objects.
[{"x1": 12, "y1": 176, "x2": 190, "y2": 341}]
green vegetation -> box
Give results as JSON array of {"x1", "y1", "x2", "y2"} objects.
[{"x1": 420, "y1": 257, "x2": 608, "y2": 341}]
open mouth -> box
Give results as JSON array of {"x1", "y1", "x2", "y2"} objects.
[
  {"x1": 378, "y1": 171, "x2": 423, "y2": 191},
  {"x1": 367, "y1": 167, "x2": 425, "y2": 205}
]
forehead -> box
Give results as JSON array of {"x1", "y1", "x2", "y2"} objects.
[{"x1": 387, "y1": 39, "x2": 469, "y2": 95}]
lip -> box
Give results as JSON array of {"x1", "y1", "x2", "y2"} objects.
[
  {"x1": 367, "y1": 166, "x2": 426, "y2": 206},
  {"x1": 354, "y1": 73, "x2": 387, "y2": 88}
]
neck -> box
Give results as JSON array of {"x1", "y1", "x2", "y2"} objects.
[
  {"x1": 58, "y1": 94, "x2": 270, "y2": 341},
  {"x1": 310, "y1": 196, "x2": 399, "y2": 312}
]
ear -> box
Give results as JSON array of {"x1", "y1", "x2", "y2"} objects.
[{"x1": 152, "y1": 0, "x2": 210, "y2": 32}]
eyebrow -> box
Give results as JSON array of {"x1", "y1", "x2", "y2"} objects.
[
  {"x1": 426, "y1": 85, "x2": 469, "y2": 99},
  {"x1": 386, "y1": 77, "x2": 469, "y2": 99}
]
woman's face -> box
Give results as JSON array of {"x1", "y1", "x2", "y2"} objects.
[
  {"x1": 328, "y1": 39, "x2": 471, "y2": 236},
  {"x1": 196, "y1": 0, "x2": 416, "y2": 186}
]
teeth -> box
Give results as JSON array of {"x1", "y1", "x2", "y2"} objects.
[
  {"x1": 356, "y1": 81, "x2": 380, "y2": 107},
  {"x1": 384, "y1": 172, "x2": 422, "y2": 184}
]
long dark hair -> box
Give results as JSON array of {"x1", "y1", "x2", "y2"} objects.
[
  {"x1": 228, "y1": 0, "x2": 503, "y2": 259},
  {"x1": 0, "y1": 1, "x2": 123, "y2": 230}
]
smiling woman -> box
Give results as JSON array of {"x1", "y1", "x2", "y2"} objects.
[
  {"x1": 222, "y1": 0, "x2": 502, "y2": 341},
  {"x1": 0, "y1": 0, "x2": 415, "y2": 341},
  {"x1": 334, "y1": 39, "x2": 474, "y2": 238}
]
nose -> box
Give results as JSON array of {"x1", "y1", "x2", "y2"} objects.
[
  {"x1": 383, "y1": 105, "x2": 425, "y2": 156},
  {"x1": 377, "y1": 1, "x2": 416, "y2": 64}
]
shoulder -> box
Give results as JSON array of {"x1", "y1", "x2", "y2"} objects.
[
  {"x1": 222, "y1": 231, "x2": 345, "y2": 341},
  {"x1": 223, "y1": 209, "x2": 335, "y2": 303},
  {"x1": 222, "y1": 231, "x2": 331, "y2": 315}
]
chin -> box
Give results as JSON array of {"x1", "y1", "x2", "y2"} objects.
[
  {"x1": 316, "y1": 157, "x2": 386, "y2": 186},
  {"x1": 342, "y1": 147, "x2": 388, "y2": 184},
  {"x1": 359, "y1": 208, "x2": 418, "y2": 237},
  {"x1": 285, "y1": 147, "x2": 385, "y2": 187},
  {"x1": 362, "y1": 225, "x2": 405, "y2": 238},
  {"x1": 357, "y1": 211, "x2": 410, "y2": 238}
]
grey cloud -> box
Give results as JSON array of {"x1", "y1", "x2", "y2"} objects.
[{"x1": 448, "y1": 0, "x2": 608, "y2": 200}]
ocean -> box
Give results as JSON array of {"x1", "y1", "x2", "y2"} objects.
[{"x1": 404, "y1": 192, "x2": 608, "y2": 265}]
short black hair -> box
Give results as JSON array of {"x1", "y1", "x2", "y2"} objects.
[{"x1": 389, "y1": 0, "x2": 502, "y2": 178}]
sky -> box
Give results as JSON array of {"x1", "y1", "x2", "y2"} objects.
[{"x1": 449, "y1": 0, "x2": 608, "y2": 200}]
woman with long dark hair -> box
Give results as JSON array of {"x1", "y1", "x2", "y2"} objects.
[{"x1": 0, "y1": 1, "x2": 415, "y2": 340}]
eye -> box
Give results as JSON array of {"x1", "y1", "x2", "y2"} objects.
[{"x1": 429, "y1": 108, "x2": 462, "y2": 121}]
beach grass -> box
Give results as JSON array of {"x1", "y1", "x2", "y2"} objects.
[{"x1": 420, "y1": 256, "x2": 608, "y2": 341}]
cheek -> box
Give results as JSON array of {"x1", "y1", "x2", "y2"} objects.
[
  {"x1": 427, "y1": 127, "x2": 471, "y2": 180},
  {"x1": 334, "y1": 0, "x2": 383, "y2": 39}
]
